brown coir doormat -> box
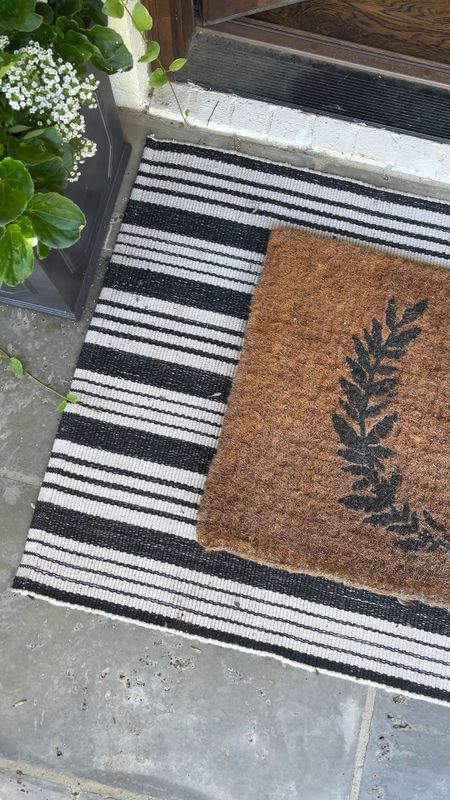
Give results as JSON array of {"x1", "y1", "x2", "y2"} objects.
[{"x1": 198, "y1": 230, "x2": 450, "y2": 608}]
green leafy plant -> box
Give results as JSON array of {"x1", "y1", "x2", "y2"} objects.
[
  {"x1": 101, "y1": 0, "x2": 188, "y2": 121},
  {"x1": 0, "y1": 0, "x2": 188, "y2": 292}
]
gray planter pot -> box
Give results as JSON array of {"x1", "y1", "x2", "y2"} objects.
[{"x1": 0, "y1": 71, "x2": 130, "y2": 320}]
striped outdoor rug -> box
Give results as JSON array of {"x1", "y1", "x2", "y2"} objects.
[{"x1": 13, "y1": 139, "x2": 450, "y2": 705}]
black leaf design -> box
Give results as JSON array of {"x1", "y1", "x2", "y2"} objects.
[
  {"x1": 340, "y1": 495, "x2": 379, "y2": 512},
  {"x1": 370, "y1": 378, "x2": 399, "y2": 397},
  {"x1": 363, "y1": 511, "x2": 401, "y2": 527},
  {"x1": 398, "y1": 299, "x2": 428, "y2": 327},
  {"x1": 423, "y1": 511, "x2": 447, "y2": 534},
  {"x1": 367, "y1": 445, "x2": 395, "y2": 460},
  {"x1": 332, "y1": 413, "x2": 360, "y2": 448},
  {"x1": 352, "y1": 478, "x2": 371, "y2": 491},
  {"x1": 371, "y1": 318, "x2": 383, "y2": 353},
  {"x1": 342, "y1": 465, "x2": 373, "y2": 476},
  {"x1": 339, "y1": 378, "x2": 365, "y2": 411},
  {"x1": 337, "y1": 448, "x2": 367, "y2": 465},
  {"x1": 387, "y1": 326, "x2": 422, "y2": 349},
  {"x1": 346, "y1": 357, "x2": 367, "y2": 386},
  {"x1": 365, "y1": 402, "x2": 390, "y2": 418},
  {"x1": 385, "y1": 297, "x2": 397, "y2": 330},
  {"x1": 339, "y1": 399, "x2": 359, "y2": 422},
  {"x1": 363, "y1": 328, "x2": 375, "y2": 353},
  {"x1": 332, "y1": 296, "x2": 449, "y2": 553},
  {"x1": 366, "y1": 413, "x2": 397, "y2": 443},
  {"x1": 352, "y1": 335, "x2": 371, "y2": 369},
  {"x1": 376, "y1": 364, "x2": 397, "y2": 375},
  {"x1": 383, "y1": 349, "x2": 406, "y2": 360}
]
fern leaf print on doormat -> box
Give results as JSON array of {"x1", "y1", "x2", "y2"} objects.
[{"x1": 198, "y1": 229, "x2": 450, "y2": 608}]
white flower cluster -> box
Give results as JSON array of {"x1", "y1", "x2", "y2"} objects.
[
  {"x1": 0, "y1": 35, "x2": 9, "y2": 51},
  {"x1": 1, "y1": 42, "x2": 99, "y2": 180},
  {"x1": 70, "y1": 137, "x2": 98, "y2": 182}
]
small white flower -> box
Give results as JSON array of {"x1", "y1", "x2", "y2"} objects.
[{"x1": 0, "y1": 42, "x2": 99, "y2": 181}]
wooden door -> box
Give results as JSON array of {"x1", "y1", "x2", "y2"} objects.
[
  {"x1": 202, "y1": 1, "x2": 302, "y2": 25},
  {"x1": 256, "y1": 1, "x2": 450, "y2": 65}
]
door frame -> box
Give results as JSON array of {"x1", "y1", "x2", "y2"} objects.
[{"x1": 143, "y1": 0, "x2": 195, "y2": 64}]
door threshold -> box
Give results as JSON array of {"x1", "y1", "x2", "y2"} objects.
[
  {"x1": 178, "y1": 27, "x2": 450, "y2": 144},
  {"x1": 207, "y1": 18, "x2": 450, "y2": 90}
]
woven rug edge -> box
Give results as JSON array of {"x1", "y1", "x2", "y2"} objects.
[{"x1": 10, "y1": 586, "x2": 450, "y2": 707}]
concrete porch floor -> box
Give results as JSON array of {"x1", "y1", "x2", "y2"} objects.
[{"x1": 1, "y1": 109, "x2": 450, "y2": 800}]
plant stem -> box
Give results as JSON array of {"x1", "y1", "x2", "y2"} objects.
[
  {"x1": 156, "y1": 58, "x2": 190, "y2": 125},
  {"x1": 121, "y1": 1, "x2": 190, "y2": 125},
  {"x1": 0, "y1": 346, "x2": 68, "y2": 400}
]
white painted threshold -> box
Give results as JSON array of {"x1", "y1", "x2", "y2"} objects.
[{"x1": 147, "y1": 82, "x2": 450, "y2": 195}]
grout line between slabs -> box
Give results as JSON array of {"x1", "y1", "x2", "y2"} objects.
[
  {"x1": 0, "y1": 758, "x2": 157, "y2": 800},
  {"x1": 0, "y1": 471, "x2": 42, "y2": 488},
  {"x1": 348, "y1": 686, "x2": 377, "y2": 800}
]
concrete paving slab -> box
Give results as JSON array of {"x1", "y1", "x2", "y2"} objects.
[
  {"x1": 0, "y1": 589, "x2": 366, "y2": 800},
  {"x1": 0, "y1": 259, "x2": 110, "y2": 477},
  {"x1": 0, "y1": 478, "x2": 38, "y2": 594},
  {"x1": 358, "y1": 692, "x2": 450, "y2": 799},
  {"x1": 0, "y1": 769, "x2": 79, "y2": 800},
  {"x1": 0, "y1": 763, "x2": 153, "y2": 800}
]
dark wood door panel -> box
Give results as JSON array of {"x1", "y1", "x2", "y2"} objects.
[
  {"x1": 144, "y1": 0, "x2": 194, "y2": 62},
  {"x1": 257, "y1": 1, "x2": 450, "y2": 64}
]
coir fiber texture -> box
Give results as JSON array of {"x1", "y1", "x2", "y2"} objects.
[
  {"x1": 12, "y1": 138, "x2": 450, "y2": 704},
  {"x1": 198, "y1": 229, "x2": 450, "y2": 608}
]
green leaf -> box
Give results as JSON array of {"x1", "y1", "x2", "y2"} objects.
[
  {"x1": 65, "y1": 28, "x2": 98, "y2": 59},
  {"x1": 0, "y1": 225, "x2": 34, "y2": 286},
  {"x1": 139, "y1": 39, "x2": 160, "y2": 63},
  {"x1": 83, "y1": 25, "x2": 133, "y2": 73},
  {"x1": 57, "y1": 400, "x2": 68, "y2": 412},
  {"x1": 0, "y1": 0, "x2": 43, "y2": 31},
  {"x1": 131, "y1": 2, "x2": 153, "y2": 31},
  {"x1": 79, "y1": 0, "x2": 107, "y2": 25},
  {"x1": 7, "y1": 127, "x2": 65, "y2": 166},
  {"x1": 15, "y1": 214, "x2": 36, "y2": 242},
  {"x1": 9, "y1": 356, "x2": 24, "y2": 376},
  {"x1": 29, "y1": 151, "x2": 72, "y2": 193},
  {"x1": 66, "y1": 393, "x2": 78, "y2": 403},
  {"x1": 27, "y1": 21, "x2": 57, "y2": 46},
  {"x1": 149, "y1": 67, "x2": 168, "y2": 88},
  {"x1": 26, "y1": 192, "x2": 85, "y2": 249},
  {"x1": 168, "y1": 57, "x2": 187, "y2": 72},
  {"x1": 53, "y1": 39, "x2": 88, "y2": 73},
  {"x1": 35, "y1": 1, "x2": 54, "y2": 23},
  {"x1": 0, "y1": 353, "x2": 3, "y2": 365},
  {"x1": 55, "y1": 14, "x2": 79, "y2": 33},
  {"x1": 0, "y1": 53, "x2": 14, "y2": 79},
  {"x1": 51, "y1": 0, "x2": 83, "y2": 15},
  {"x1": 102, "y1": 0, "x2": 124, "y2": 18},
  {"x1": 37, "y1": 240, "x2": 50, "y2": 260},
  {"x1": 0, "y1": 157, "x2": 34, "y2": 226}
]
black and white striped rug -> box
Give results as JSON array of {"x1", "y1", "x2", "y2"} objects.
[{"x1": 13, "y1": 139, "x2": 450, "y2": 705}]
